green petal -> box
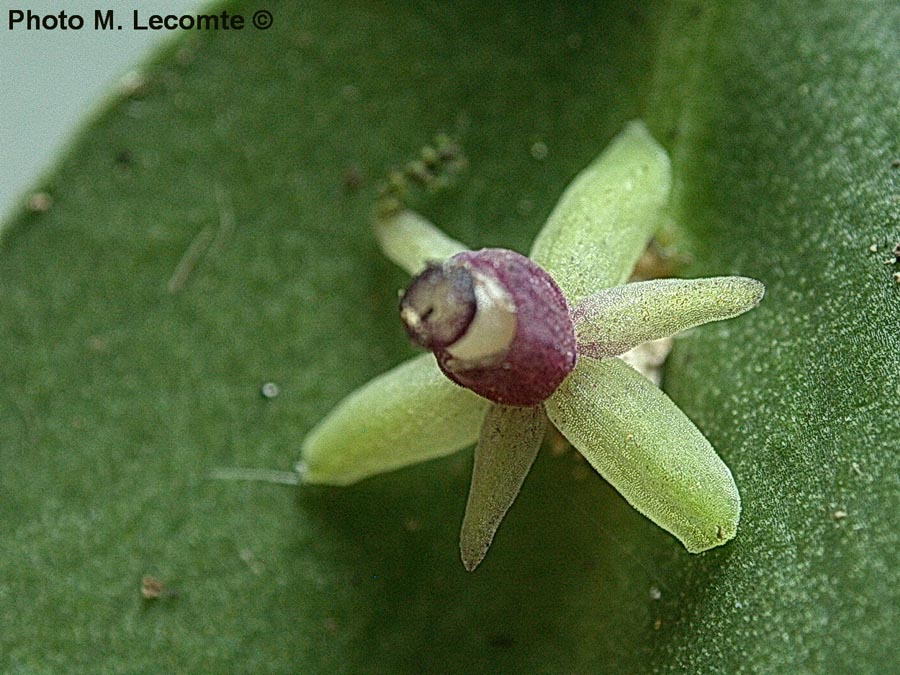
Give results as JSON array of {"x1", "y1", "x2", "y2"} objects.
[
  {"x1": 374, "y1": 209, "x2": 468, "y2": 274},
  {"x1": 459, "y1": 404, "x2": 546, "y2": 571},
  {"x1": 301, "y1": 353, "x2": 489, "y2": 485},
  {"x1": 544, "y1": 357, "x2": 740, "y2": 553},
  {"x1": 574, "y1": 276, "x2": 765, "y2": 359},
  {"x1": 528, "y1": 121, "x2": 672, "y2": 305}
]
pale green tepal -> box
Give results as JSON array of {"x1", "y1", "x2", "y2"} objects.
[{"x1": 300, "y1": 122, "x2": 764, "y2": 571}]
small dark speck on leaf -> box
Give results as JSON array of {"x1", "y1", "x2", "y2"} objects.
[
  {"x1": 517, "y1": 198, "x2": 534, "y2": 216},
  {"x1": 239, "y1": 548, "x2": 263, "y2": 574},
  {"x1": 342, "y1": 165, "x2": 364, "y2": 192},
  {"x1": 141, "y1": 575, "x2": 178, "y2": 600},
  {"x1": 26, "y1": 192, "x2": 52, "y2": 213},
  {"x1": 340, "y1": 84, "x2": 360, "y2": 102},
  {"x1": 115, "y1": 150, "x2": 133, "y2": 171},
  {"x1": 292, "y1": 31, "x2": 313, "y2": 48},
  {"x1": 488, "y1": 634, "x2": 515, "y2": 649},
  {"x1": 86, "y1": 335, "x2": 109, "y2": 352},
  {"x1": 530, "y1": 141, "x2": 549, "y2": 161}
]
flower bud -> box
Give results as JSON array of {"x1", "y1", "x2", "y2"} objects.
[{"x1": 399, "y1": 249, "x2": 576, "y2": 406}]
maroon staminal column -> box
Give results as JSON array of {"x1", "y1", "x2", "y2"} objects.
[{"x1": 400, "y1": 249, "x2": 577, "y2": 406}]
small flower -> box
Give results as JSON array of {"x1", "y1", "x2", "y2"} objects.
[{"x1": 300, "y1": 122, "x2": 764, "y2": 571}]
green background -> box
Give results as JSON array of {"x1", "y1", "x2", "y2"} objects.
[{"x1": 2, "y1": 1, "x2": 897, "y2": 673}]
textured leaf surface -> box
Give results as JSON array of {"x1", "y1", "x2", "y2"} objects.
[
  {"x1": 644, "y1": 2, "x2": 900, "y2": 673},
  {"x1": 1, "y1": 1, "x2": 897, "y2": 673}
]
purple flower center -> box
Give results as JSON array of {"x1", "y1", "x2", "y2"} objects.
[{"x1": 400, "y1": 249, "x2": 577, "y2": 406}]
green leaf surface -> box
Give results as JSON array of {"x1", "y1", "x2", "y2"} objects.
[{"x1": 2, "y1": 1, "x2": 897, "y2": 673}]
